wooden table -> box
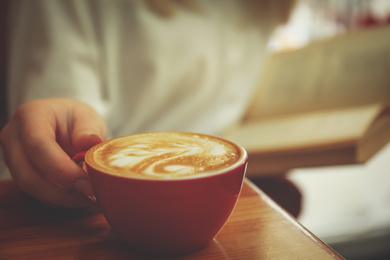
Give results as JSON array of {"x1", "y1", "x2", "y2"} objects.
[{"x1": 0, "y1": 179, "x2": 344, "y2": 259}]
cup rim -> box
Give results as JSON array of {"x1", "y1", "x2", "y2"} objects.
[{"x1": 84, "y1": 131, "x2": 248, "y2": 181}]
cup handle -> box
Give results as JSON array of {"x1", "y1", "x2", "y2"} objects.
[
  {"x1": 72, "y1": 151, "x2": 100, "y2": 212},
  {"x1": 72, "y1": 151, "x2": 87, "y2": 165}
]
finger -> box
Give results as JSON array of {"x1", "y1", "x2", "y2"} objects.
[
  {"x1": 4, "y1": 140, "x2": 87, "y2": 208},
  {"x1": 18, "y1": 113, "x2": 88, "y2": 190},
  {"x1": 70, "y1": 103, "x2": 108, "y2": 153},
  {"x1": 72, "y1": 133, "x2": 104, "y2": 154}
]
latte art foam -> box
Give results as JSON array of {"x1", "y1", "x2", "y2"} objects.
[{"x1": 88, "y1": 132, "x2": 243, "y2": 179}]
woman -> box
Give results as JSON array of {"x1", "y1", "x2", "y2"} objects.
[{"x1": 1, "y1": 0, "x2": 297, "y2": 208}]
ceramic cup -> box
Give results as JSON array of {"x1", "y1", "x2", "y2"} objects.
[{"x1": 74, "y1": 132, "x2": 247, "y2": 255}]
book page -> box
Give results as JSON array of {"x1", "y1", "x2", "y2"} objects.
[
  {"x1": 226, "y1": 103, "x2": 383, "y2": 154},
  {"x1": 358, "y1": 107, "x2": 390, "y2": 162},
  {"x1": 246, "y1": 26, "x2": 390, "y2": 120}
]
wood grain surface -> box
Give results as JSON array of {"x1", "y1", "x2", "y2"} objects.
[{"x1": 0, "y1": 179, "x2": 344, "y2": 259}]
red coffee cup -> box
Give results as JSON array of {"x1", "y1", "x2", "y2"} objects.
[{"x1": 74, "y1": 132, "x2": 247, "y2": 256}]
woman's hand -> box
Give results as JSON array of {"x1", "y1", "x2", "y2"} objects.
[{"x1": 0, "y1": 98, "x2": 107, "y2": 208}]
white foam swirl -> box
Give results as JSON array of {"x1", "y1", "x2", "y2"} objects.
[{"x1": 92, "y1": 132, "x2": 240, "y2": 179}]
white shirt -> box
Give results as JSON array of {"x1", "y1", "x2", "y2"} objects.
[
  {"x1": 2, "y1": 0, "x2": 278, "y2": 179},
  {"x1": 7, "y1": 0, "x2": 276, "y2": 136}
]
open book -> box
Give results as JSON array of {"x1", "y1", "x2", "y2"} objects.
[{"x1": 223, "y1": 25, "x2": 390, "y2": 177}]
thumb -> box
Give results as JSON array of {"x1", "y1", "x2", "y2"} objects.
[
  {"x1": 70, "y1": 104, "x2": 108, "y2": 153},
  {"x1": 73, "y1": 132, "x2": 105, "y2": 153}
]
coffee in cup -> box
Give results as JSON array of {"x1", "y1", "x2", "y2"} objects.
[
  {"x1": 82, "y1": 132, "x2": 247, "y2": 255},
  {"x1": 87, "y1": 131, "x2": 242, "y2": 180}
]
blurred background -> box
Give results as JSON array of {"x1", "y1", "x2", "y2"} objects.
[
  {"x1": 0, "y1": 0, "x2": 389, "y2": 259},
  {"x1": 268, "y1": 0, "x2": 390, "y2": 259},
  {"x1": 269, "y1": 0, "x2": 390, "y2": 51}
]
